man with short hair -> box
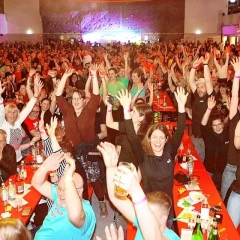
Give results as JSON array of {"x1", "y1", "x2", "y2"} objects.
[
  {"x1": 188, "y1": 53, "x2": 214, "y2": 162},
  {"x1": 23, "y1": 104, "x2": 40, "y2": 139},
  {"x1": 32, "y1": 153, "x2": 96, "y2": 239}
]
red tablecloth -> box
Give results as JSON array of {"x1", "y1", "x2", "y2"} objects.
[{"x1": 153, "y1": 92, "x2": 176, "y2": 112}]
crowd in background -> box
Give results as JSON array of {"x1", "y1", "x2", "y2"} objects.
[{"x1": 0, "y1": 37, "x2": 240, "y2": 239}]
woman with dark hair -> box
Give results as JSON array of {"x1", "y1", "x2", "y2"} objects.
[
  {"x1": 69, "y1": 72, "x2": 85, "y2": 90},
  {"x1": 115, "y1": 88, "x2": 187, "y2": 228},
  {"x1": 106, "y1": 98, "x2": 153, "y2": 170}
]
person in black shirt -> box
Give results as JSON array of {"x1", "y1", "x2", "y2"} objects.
[
  {"x1": 188, "y1": 53, "x2": 214, "y2": 162},
  {"x1": 201, "y1": 96, "x2": 229, "y2": 191}
]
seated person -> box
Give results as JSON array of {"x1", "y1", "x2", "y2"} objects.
[
  {"x1": 23, "y1": 104, "x2": 40, "y2": 140},
  {"x1": 0, "y1": 218, "x2": 32, "y2": 240},
  {"x1": 0, "y1": 129, "x2": 17, "y2": 182},
  {"x1": 31, "y1": 153, "x2": 96, "y2": 240},
  {"x1": 97, "y1": 142, "x2": 180, "y2": 240}
]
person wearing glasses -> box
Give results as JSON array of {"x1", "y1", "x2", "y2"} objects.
[{"x1": 201, "y1": 95, "x2": 229, "y2": 191}]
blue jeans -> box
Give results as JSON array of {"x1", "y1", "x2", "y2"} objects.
[
  {"x1": 191, "y1": 136, "x2": 205, "y2": 162},
  {"x1": 227, "y1": 191, "x2": 240, "y2": 228},
  {"x1": 221, "y1": 164, "x2": 237, "y2": 200}
]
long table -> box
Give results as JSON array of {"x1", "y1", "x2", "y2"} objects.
[
  {"x1": 0, "y1": 154, "x2": 42, "y2": 224},
  {"x1": 126, "y1": 131, "x2": 240, "y2": 239}
]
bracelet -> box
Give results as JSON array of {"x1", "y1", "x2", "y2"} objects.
[
  {"x1": 92, "y1": 74, "x2": 97, "y2": 77},
  {"x1": 234, "y1": 76, "x2": 240, "y2": 78},
  {"x1": 28, "y1": 142, "x2": 33, "y2": 147},
  {"x1": 65, "y1": 175, "x2": 73, "y2": 182},
  {"x1": 192, "y1": 66, "x2": 196, "y2": 69},
  {"x1": 203, "y1": 64, "x2": 208, "y2": 66},
  {"x1": 124, "y1": 109, "x2": 131, "y2": 113},
  {"x1": 40, "y1": 130, "x2": 45, "y2": 134},
  {"x1": 133, "y1": 196, "x2": 147, "y2": 206},
  {"x1": 0, "y1": 102, "x2": 3, "y2": 105},
  {"x1": 207, "y1": 108, "x2": 212, "y2": 111},
  {"x1": 107, "y1": 110, "x2": 112, "y2": 112}
]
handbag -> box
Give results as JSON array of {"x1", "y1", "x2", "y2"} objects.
[{"x1": 174, "y1": 171, "x2": 190, "y2": 185}]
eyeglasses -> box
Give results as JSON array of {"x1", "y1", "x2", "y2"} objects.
[{"x1": 212, "y1": 123, "x2": 223, "y2": 128}]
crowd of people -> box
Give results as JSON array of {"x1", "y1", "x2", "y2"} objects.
[{"x1": 0, "y1": 38, "x2": 240, "y2": 239}]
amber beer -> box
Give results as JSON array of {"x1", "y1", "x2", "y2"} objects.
[{"x1": 114, "y1": 162, "x2": 133, "y2": 198}]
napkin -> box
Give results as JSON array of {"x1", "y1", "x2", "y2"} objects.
[
  {"x1": 1, "y1": 212, "x2": 11, "y2": 218},
  {"x1": 176, "y1": 209, "x2": 198, "y2": 223},
  {"x1": 184, "y1": 184, "x2": 201, "y2": 191},
  {"x1": 177, "y1": 198, "x2": 195, "y2": 210},
  {"x1": 8, "y1": 198, "x2": 28, "y2": 208}
]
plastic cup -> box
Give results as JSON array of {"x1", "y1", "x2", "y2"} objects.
[{"x1": 114, "y1": 162, "x2": 133, "y2": 198}]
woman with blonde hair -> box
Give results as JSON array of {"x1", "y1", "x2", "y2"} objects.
[
  {"x1": 0, "y1": 75, "x2": 42, "y2": 163},
  {"x1": 0, "y1": 218, "x2": 32, "y2": 240}
]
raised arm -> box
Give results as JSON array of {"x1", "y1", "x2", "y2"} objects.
[
  {"x1": 19, "y1": 75, "x2": 43, "y2": 123},
  {"x1": 234, "y1": 120, "x2": 240, "y2": 149},
  {"x1": 130, "y1": 83, "x2": 144, "y2": 109},
  {"x1": 84, "y1": 75, "x2": 92, "y2": 99},
  {"x1": 55, "y1": 68, "x2": 74, "y2": 96},
  {"x1": 97, "y1": 142, "x2": 135, "y2": 223},
  {"x1": 167, "y1": 71, "x2": 176, "y2": 93},
  {"x1": 0, "y1": 81, "x2": 6, "y2": 126},
  {"x1": 105, "y1": 96, "x2": 119, "y2": 131},
  {"x1": 123, "y1": 52, "x2": 129, "y2": 79},
  {"x1": 201, "y1": 96, "x2": 216, "y2": 126},
  {"x1": 64, "y1": 157, "x2": 86, "y2": 228},
  {"x1": 89, "y1": 63, "x2": 99, "y2": 95},
  {"x1": 103, "y1": 53, "x2": 111, "y2": 71},
  {"x1": 189, "y1": 57, "x2": 203, "y2": 93},
  {"x1": 229, "y1": 57, "x2": 240, "y2": 119},
  {"x1": 31, "y1": 153, "x2": 65, "y2": 200},
  {"x1": 26, "y1": 68, "x2": 36, "y2": 99},
  {"x1": 203, "y1": 53, "x2": 213, "y2": 95},
  {"x1": 147, "y1": 81, "x2": 153, "y2": 106}
]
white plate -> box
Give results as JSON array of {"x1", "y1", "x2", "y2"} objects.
[{"x1": 189, "y1": 191, "x2": 204, "y2": 203}]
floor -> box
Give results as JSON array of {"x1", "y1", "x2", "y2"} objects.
[{"x1": 91, "y1": 192, "x2": 115, "y2": 240}]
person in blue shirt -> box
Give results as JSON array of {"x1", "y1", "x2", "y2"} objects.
[
  {"x1": 31, "y1": 153, "x2": 96, "y2": 240},
  {"x1": 97, "y1": 142, "x2": 180, "y2": 240}
]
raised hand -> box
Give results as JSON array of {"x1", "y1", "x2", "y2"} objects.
[
  {"x1": 42, "y1": 153, "x2": 65, "y2": 172},
  {"x1": 64, "y1": 68, "x2": 74, "y2": 77},
  {"x1": 33, "y1": 74, "x2": 44, "y2": 97},
  {"x1": 96, "y1": 224, "x2": 124, "y2": 240},
  {"x1": 230, "y1": 57, "x2": 240, "y2": 74},
  {"x1": 46, "y1": 116, "x2": 58, "y2": 138},
  {"x1": 89, "y1": 63, "x2": 99, "y2": 76},
  {"x1": 147, "y1": 81, "x2": 153, "y2": 93},
  {"x1": 174, "y1": 87, "x2": 189, "y2": 107},
  {"x1": 123, "y1": 52, "x2": 129, "y2": 62},
  {"x1": 48, "y1": 70, "x2": 57, "y2": 78},
  {"x1": 203, "y1": 52, "x2": 210, "y2": 64},
  {"x1": 29, "y1": 68, "x2": 36, "y2": 78},
  {"x1": 192, "y1": 57, "x2": 204, "y2": 68},
  {"x1": 64, "y1": 155, "x2": 76, "y2": 177},
  {"x1": 104, "y1": 95, "x2": 113, "y2": 107},
  {"x1": 115, "y1": 89, "x2": 131, "y2": 109},
  {"x1": 97, "y1": 142, "x2": 119, "y2": 168},
  {"x1": 207, "y1": 95, "x2": 216, "y2": 109},
  {"x1": 39, "y1": 114, "x2": 45, "y2": 131}
]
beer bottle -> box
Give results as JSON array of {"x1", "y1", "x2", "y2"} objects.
[{"x1": 192, "y1": 214, "x2": 203, "y2": 240}]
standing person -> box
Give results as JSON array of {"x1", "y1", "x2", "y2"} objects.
[
  {"x1": 115, "y1": 87, "x2": 188, "y2": 228},
  {"x1": 226, "y1": 118, "x2": 240, "y2": 227},
  {"x1": 55, "y1": 65, "x2": 100, "y2": 201},
  {"x1": 31, "y1": 154, "x2": 96, "y2": 240},
  {"x1": 201, "y1": 96, "x2": 229, "y2": 191},
  {"x1": 188, "y1": 54, "x2": 214, "y2": 162},
  {"x1": 97, "y1": 142, "x2": 180, "y2": 240},
  {"x1": 221, "y1": 57, "x2": 240, "y2": 200}
]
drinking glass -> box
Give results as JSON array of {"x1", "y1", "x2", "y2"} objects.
[{"x1": 114, "y1": 162, "x2": 133, "y2": 198}]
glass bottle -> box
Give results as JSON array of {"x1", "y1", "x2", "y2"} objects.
[
  {"x1": 16, "y1": 166, "x2": 24, "y2": 194},
  {"x1": 1, "y1": 183, "x2": 8, "y2": 205},
  {"x1": 192, "y1": 214, "x2": 203, "y2": 240},
  {"x1": 8, "y1": 179, "x2": 16, "y2": 201},
  {"x1": 187, "y1": 156, "x2": 194, "y2": 176},
  {"x1": 201, "y1": 197, "x2": 210, "y2": 221},
  {"x1": 208, "y1": 226, "x2": 219, "y2": 240},
  {"x1": 20, "y1": 161, "x2": 27, "y2": 180},
  {"x1": 208, "y1": 218, "x2": 218, "y2": 240},
  {"x1": 0, "y1": 170, "x2": 4, "y2": 184}
]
